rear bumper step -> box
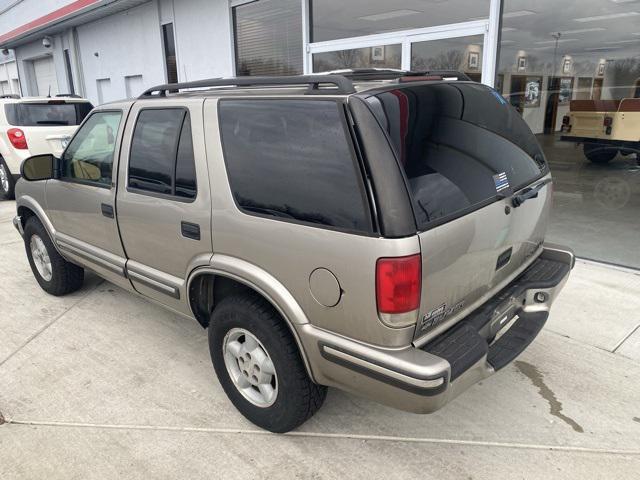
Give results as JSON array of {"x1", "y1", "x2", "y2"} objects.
[
  {"x1": 304, "y1": 244, "x2": 574, "y2": 414},
  {"x1": 421, "y1": 255, "x2": 570, "y2": 380}
]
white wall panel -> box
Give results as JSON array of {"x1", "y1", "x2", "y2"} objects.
[
  {"x1": 172, "y1": 0, "x2": 233, "y2": 81},
  {"x1": 76, "y1": 1, "x2": 165, "y2": 104}
]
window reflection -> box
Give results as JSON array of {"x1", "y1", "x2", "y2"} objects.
[{"x1": 499, "y1": 0, "x2": 640, "y2": 268}]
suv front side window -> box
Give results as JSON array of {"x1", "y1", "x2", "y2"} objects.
[{"x1": 60, "y1": 110, "x2": 122, "y2": 187}]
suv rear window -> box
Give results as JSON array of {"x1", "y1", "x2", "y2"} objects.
[
  {"x1": 219, "y1": 99, "x2": 372, "y2": 233},
  {"x1": 365, "y1": 82, "x2": 547, "y2": 230},
  {"x1": 5, "y1": 102, "x2": 93, "y2": 126}
]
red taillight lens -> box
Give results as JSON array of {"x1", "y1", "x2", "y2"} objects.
[
  {"x1": 376, "y1": 254, "x2": 421, "y2": 315},
  {"x1": 7, "y1": 128, "x2": 28, "y2": 149},
  {"x1": 603, "y1": 116, "x2": 613, "y2": 127}
]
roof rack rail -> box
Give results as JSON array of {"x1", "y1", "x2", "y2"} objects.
[
  {"x1": 139, "y1": 75, "x2": 356, "y2": 98},
  {"x1": 56, "y1": 93, "x2": 82, "y2": 98},
  {"x1": 319, "y1": 68, "x2": 471, "y2": 82},
  {"x1": 0, "y1": 93, "x2": 20, "y2": 99}
]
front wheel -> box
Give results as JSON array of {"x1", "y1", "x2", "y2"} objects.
[
  {"x1": 583, "y1": 143, "x2": 617, "y2": 164},
  {"x1": 208, "y1": 293, "x2": 327, "y2": 433},
  {"x1": 0, "y1": 158, "x2": 15, "y2": 200},
  {"x1": 24, "y1": 217, "x2": 84, "y2": 296}
]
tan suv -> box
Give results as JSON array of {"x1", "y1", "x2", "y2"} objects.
[{"x1": 13, "y1": 72, "x2": 573, "y2": 433}]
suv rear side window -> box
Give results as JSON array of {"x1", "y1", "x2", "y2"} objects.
[
  {"x1": 5, "y1": 102, "x2": 93, "y2": 126},
  {"x1": 219, "y1": 99, "x2": 372, "y2": 233},
  {"x1": 365, "y1": 82, "x2": 547, "y2": 230},
  {"x1": 128, "y1": 108, "x2": 197, "y2": 200}
]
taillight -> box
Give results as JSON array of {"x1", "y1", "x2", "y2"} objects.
[
  {"x1": 603, "y1": 116, "x2": 613, "y2": 127},
  {"x1": 7, "y1": 128, "x2": 28, "y2": 150},
  {"x1": 562, "y1": 115, "x2": 570, "y2": 125},
  {"x1": 376, "y1": 254, "x2": 421, "y2": 327}
]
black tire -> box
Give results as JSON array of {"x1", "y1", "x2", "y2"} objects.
[
  {"x1": 23, "y1": 216, "x2": 84, "y2": 296},
  {"x1": 208, "y1": 293, "x2": 327, "y2": 433},
  {"x1": 0, "y1": 157, "x2": 16, "y2": 200},
  {"x1": 583, "y1": 143, "x2": 617, "y2": 164}
]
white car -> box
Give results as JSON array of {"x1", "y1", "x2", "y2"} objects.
[{"x1": 0, "y1": 94, "x2": 93, "y2": 199}]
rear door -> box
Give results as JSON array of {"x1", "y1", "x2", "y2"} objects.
[
  {"x1": 6, "y1": 100, "x2": 93, "y2": 156},
  {"x1": 357, "y1": 82, "x2": 551, "y2": 343},
  {"x1": 115, "y1": 99, "x2": 212, "y2": 315}
]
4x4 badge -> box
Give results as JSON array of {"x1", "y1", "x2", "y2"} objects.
[{"x1": 420, "y1": 301, "x2": 465, "y2": 331}]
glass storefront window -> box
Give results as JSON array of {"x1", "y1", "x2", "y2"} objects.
[
  {"x1": 311, "y1": 0, "x2": 490, "y2": 42},
  {"x1": 313, "y1": 44, "x2": 402, "y2": 72},
  {"x1": 499, "y1": 0, "x2": 640, "y2": 268},
  {"x1": 233, "y1": 0, "x2": 303, "y2": 76},
  {"x1": 412, "y1": 35, "x2": 484, "y2": 82}
]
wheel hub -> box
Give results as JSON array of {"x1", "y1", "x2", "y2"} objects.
[
  {"x1": 223, "y1": 328, "x2": 278, "y2": 408},
  {"x1": 30, "y1": 234, "x2": 52, "y2": 281}
]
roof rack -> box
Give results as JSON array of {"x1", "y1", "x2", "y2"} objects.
[
  {"x1": 323, "y1": 68, "x2": 471, "y2": 82},
  {"x1": 56, "y1": 93, "x2": 82, "y2": 98},
  {"x1": 0, "y1": 93, "x2": 20, "y2": 99},
  {"x1": 139, "y1": 75, "x2": 356, "y2": 98}
]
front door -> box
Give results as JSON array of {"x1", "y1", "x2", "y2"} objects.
[
  {"x1": 46, "y1": 107, "x2": 131, "y2": 290},
  {"x1": 115, "y1": 98, "x2": 212, "y2": 315}
]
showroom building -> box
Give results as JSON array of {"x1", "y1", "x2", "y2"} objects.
[{"x1": 0, "y1": 0, "x2": 638, "y2": 268}]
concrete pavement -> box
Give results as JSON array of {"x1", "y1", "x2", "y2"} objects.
[{"x1": 1, "y1": 199, "x2": 639, "y2": 479}]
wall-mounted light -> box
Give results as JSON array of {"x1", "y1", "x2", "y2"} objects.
[{"x1": 42, "y1": 36, "x2": 53, "y2": 48}]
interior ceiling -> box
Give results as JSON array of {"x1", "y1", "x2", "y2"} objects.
[{"x1": 312, "y1": 0, "x2": 640, "y2": 61}]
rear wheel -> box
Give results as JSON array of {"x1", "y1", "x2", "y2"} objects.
[
  {"x1": 583, "y1": 143, "x2": 617, "y2": 164},
  {"x1": 208, "y1": 292, "x2": 327, "y2": 433},
  {"x1": 0, "y1": 158, "x2": 15, "y2": 200},
  {"x1": 24, "y1": 217, "x2": 84, "y2": 296}
]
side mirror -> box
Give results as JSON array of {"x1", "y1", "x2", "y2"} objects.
[{"x1": 20, "y1": 154, "x2": 58, "y2": 181}]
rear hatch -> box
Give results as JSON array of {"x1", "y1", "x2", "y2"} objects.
[
  {"x1": 5, "y1": 100, "x2": 93, "y2": 156},
  {"x1": 358, "y1": 81, "x2": 551, "y2": 343}
]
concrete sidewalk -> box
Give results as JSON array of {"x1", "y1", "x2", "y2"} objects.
[{"x1": 1, "y1": 199, "x2": 639, "y2": 479}]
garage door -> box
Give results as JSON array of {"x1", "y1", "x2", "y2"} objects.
[{"x1": 33, "y1": 56, "x2": 58, "y2": 96}]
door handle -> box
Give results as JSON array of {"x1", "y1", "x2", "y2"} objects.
[
  {"x1": 181, "y1": 221, "x2": 200, "y2": 241},
  {"x1": 101, "y1": 203, "x2": 114, "y2": 218}
]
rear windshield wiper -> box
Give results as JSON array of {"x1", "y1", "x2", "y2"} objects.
[{"x1": 512, "y1": 178, "x2": 552, "y2": 208}]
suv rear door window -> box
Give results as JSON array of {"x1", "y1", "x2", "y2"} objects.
[
  {"x1": 5, "y1": 102, "x2": 93, "y2": 126},
  {"x1": 365, "y1": 82, "x2": 547, "y2": 230},
  {"x1": 128, "y1": 108, "x2": 197, "y2": 200},
  {"x1": 219, "y1": 99, "x2": 372, "y2": 233}
]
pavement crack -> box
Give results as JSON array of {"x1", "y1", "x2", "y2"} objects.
[
  {"x1": 0, "y1": 411, "x2": 4, "y2": 425},
  {"x1": 0, "y1": 281, "x2": 103, "y2": 368},
  {"x1": 515, "y1": 360, "x2": 584, "y2": 433},
  {"x1": 633, "y1": 417, "x2": 640, "y2": 424}
]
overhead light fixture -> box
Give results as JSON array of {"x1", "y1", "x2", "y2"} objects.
[
  {"x1": 604, "y1": 38, "x2": 640, "y2": 44},
  {"x1": 574, "y1": 12, "x2": 639, "y2": 22},
  {"x1": 535, "y1": 38, "x2": 578, "y2": 45},
  {"x1": 554, "y1": 27, "x2": 606, "y2": 34},
  {"x1": 585, "y1": 46, "x2": 617, "y2": 51},
  {"x1": 469, "y1": 11, "x2": 536, "y2": 21},
  {"x1": 609, "y1": 0, "x2": 639, "y2": 3},
  {"x1": 502, "y1": 27, "x2": 516, "y2": 32},
  {"x1": 503, "y1": 10, "x2": 537, "y2": 18},
  {"x1": 359, "y1": 9, "x2": 421, "y2": 21}
]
